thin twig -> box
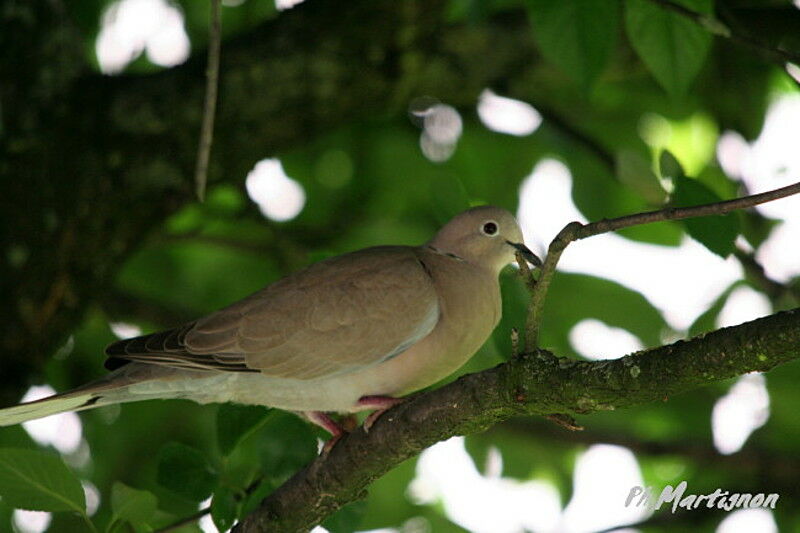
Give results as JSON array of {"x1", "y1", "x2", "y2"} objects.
[
  {"x1": 544, "y1": 414, "x2": 584, "y2": 431},
  {"x1": 524, "y1": 180, "x2": 800, "y2": 350},
  {"x1": 514, "y1": 251, "x2": 536, "y2": 292},
  {"x1": 194, "y1": 0, "x2": 223, "y2": 201}
]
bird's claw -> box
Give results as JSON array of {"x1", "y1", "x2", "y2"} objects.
[{"x1": 357, "y1": 395, "x2": 405, "y2": 433}]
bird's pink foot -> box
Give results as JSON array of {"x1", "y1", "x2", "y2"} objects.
[
  {"x1": 321, "y1": 434, "x2": 343, "y2": 456},
  {"x1": 357, "y1": 395, "x2": 405, "y2": 432},
  {"x1": 303, "y1": 411, "x2": 346, "y2": 455}
]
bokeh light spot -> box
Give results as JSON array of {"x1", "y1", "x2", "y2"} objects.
[
  {"x1": 20, "y1": 385, "x2": 83, "y2": 455},
  {"x1": 712, "y1": 374, "x2": 770, "y2": 455},
  {"x1": 477, "y1": 89, "x2": 542, "y2": 136},
  {"x1": 110, "y1": 322, "x2": 142, "y2": 339},
  {"x1": 12, "y1": 510, "x2": 51, "y2": 533},
  {"x1": 717, "y1": 508, "x2": 777, "y2": 533},
  {"x1": 561, "y1": 444, "x2": 649, "y2": 532},
  {"x1": 245, "y1": 158, "x2": 306, "y2": 222},
  {"x1": 410, "y1": 101, "x2": 463, "y2": 163},
  {"x1": 715, "y1": 286, "x2": 771, "y2": 329},
  {"x1": 569, "y1": 319, "x2": 644, "y2": 360},
  {"x1": 409, "y1": 437, "x2": 561, "y2": 533},
  {"x1": 96, "y1": 0, "x2": 190, "y2": 74}
]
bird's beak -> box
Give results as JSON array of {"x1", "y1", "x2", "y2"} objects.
[{"x1": 507, "y1": 241, "x2": 542, "y2": 268}]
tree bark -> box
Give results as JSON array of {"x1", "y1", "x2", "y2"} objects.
[{"x1": 234, "y1": 308, "x2": 800, "y2": 532}]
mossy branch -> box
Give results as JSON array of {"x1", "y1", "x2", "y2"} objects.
[
  {"x1": 234, "y1": 309, "x2": 800, "y2": 532},
  {"x1": 232, "y1": 180, "x2": 800, "y2": 532}
]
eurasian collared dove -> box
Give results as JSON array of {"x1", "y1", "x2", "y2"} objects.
[{"x1": 0, "y1": 206, "x2": 539, "y2": 442}]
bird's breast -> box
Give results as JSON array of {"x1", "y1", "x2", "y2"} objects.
[{"x1": 364, "y1": 256, "x2": 501, "y2": 396}]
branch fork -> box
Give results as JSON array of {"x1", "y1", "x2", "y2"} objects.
[{"x1": 235, "y1": 180, "x2": 800, "y2": 532}]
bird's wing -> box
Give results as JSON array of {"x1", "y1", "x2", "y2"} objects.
[{"x1": 105, "y1": 246, "x2": 440, "y2": 380}]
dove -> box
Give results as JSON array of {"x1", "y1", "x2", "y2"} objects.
[{"x1": 0, "y1": 206, "x2": 540, "y2": 443}]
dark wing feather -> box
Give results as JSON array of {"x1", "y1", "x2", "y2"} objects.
[{"x1": 104, "y1": 322, "x2": 258, "y2": 373}]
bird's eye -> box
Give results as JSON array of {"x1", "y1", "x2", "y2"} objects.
[{"x1": 482, "y1": 221, "x2": 498, "y2": 235}]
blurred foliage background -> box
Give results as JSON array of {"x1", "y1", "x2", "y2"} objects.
[{"x1": 1, "y1": 0, "x2": 800, "y2": 531}]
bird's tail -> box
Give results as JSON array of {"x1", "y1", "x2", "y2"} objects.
[
  {"x1": 0, "y1": 390, "x2": 102, "y2": 426},
  {"x1": 0, "y1": 364, "x2": 185, "y2": 427}
]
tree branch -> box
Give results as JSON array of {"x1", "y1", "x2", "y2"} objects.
[
  {"x1": 234, "y1": 308, "x2": 800, "y2": 532},
  {"x1": 234, "y1": 180, "x2": 800, "y2": 530},
  {"x1": 524, "y1": 181, "x2": 800, "y2": 349}
]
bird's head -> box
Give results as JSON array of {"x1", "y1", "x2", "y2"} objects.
[{"x1": 428, "y1": 206, "x2": 541, "y2": 274}]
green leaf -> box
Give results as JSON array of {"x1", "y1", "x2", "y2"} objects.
[
  {"x1": 625, "y1": 0, "x2": 712, "y2": 95},
  {"x1": 616, "y1": 149, "x2": 667, "y2": 204},
  {"x1": 739, "y1": 209, "x2": 780, "y2": 250},
  {"x1": 258, "y1": 412, "x2": 318, "y2": 485},
  {"x1": 672, "y1": 175, "x2": 740, "y2": 257},
  {"x1": 659, "y1": 148, "x2": 685, "y2": 182},
  {"x1": 0, "y1": 448, "x2": 85, "y2": 514},
  {"x1": 211, "y1": 486, "x2": 239, "y2": 533},
  {"x1": 156, "y1": 442, "x2": 218, "y2": 502},
  {"x1": 528, "y1": 0, "x2": 619, "y2": 88},
  {"x1": 239, "y1": 479, "x2": 274, "y2": 519},
  {"x1": 217, "y1": 404, "x2": 271, "y2": 456},
  {"x1": 108, "y1": 482, "x2": 157, "y2": 533}
]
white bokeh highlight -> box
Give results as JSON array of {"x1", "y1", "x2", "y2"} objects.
[
  {"x1": 712, "y1": 374, "x2": 770, "y2": 455},
  {"x1": 716, "y1": 130, "x2": 749, "y2": 180},
  {"x1": 787, "y1": 63, "x2": 800, "y2": 84},
  {"x1": 409, "y1": 441, "x2": 650, "y2": 533},
  {"x1": 560, "y1": 444, "x2": 649, "y2": 532},
  {"x1": 416, "y1": 104, "x2": 463, "y2": 163},
  {"x1": 569, "y1": 319, "x2": 644, "y2": 360},
  {"x1": 717, "y1": 508, "x2": 778, "y2": 533},
  {"x1": 477, "y1": 89, "x2": 542, "y2": 136},
  {"x1": 96, "y1": 0, "x2": 190, "y2": 74},
  {"x1": 276, "y1": 0, "x2": 306, "y2": 10},
  {"x1": 517, "y1": 158, "x2": 742, "y2": 330},
  {"x1": 727, "y1": 94, "x2": 800, "y2": 282},
  {"x1": 83, "y1": 481, "x2": 101, "y2": 517},
  {"x1": 20, "y1": 385, "x2": 83, "y2": 455},
  {"x1": 110, "y1": 321, "x2": 142, "y2": 340},
  {"x1": 408, "y1": 437, "x2": 562, "y2": 533},
  {"x1": 12, "y1": 510, "x2": 51, "y2": 533},
  {"x1": 715, "y1": 286, "x2": 772, "y2": 329},
  {"x1": 245, "y1": 159, "x2": 306, "y2": 222}
]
